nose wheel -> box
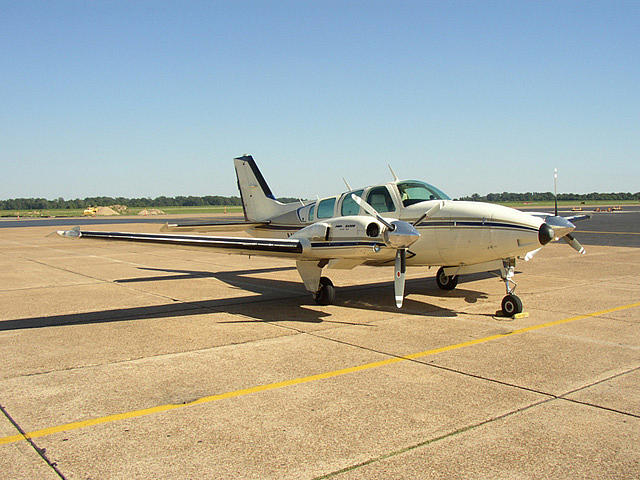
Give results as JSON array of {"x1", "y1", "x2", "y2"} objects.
[
  {"x1": 501, "y1": 294, "x2": 523, "y2": 316},
  {"x1": 314, "y1": 277, "x2": 336, "y2": 305},
  {"x1": 500, "y1": 259, "x2": 523, "y2": 316}
]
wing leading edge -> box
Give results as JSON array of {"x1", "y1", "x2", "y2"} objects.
[{"x1": 57, "y1": 228, "x2": 303, "y2": 257}]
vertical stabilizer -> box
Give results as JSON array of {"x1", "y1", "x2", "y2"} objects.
[{"x1": 234, "y1": 155, "x2": 291, "y2": 221}]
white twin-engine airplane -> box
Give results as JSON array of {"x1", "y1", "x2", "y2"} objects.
[{"x1": 58, "y1": 155, "x2": 588, "y2": 316}]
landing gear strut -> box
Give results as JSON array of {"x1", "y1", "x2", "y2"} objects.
[
  {"x1": 499, "y1": 259, "x2": 523, "y2": 316},
  {"x1": 314, "y1": 276, "x2": 335, "y2": 305},
  {"x1": 436, "y1": 266, "x2": 459, "y2": 290}
]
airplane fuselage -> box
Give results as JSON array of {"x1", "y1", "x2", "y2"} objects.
[{"x1": 246, "y1": 180, "x2": 544, "y2": 268}]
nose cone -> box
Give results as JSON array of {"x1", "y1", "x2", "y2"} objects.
[
  {"x1": 538, "y1": 222, "x2": 554, "y2": 245},
  {"x1": 386, "y1": 220, "x2": 421, "y2": 249}
]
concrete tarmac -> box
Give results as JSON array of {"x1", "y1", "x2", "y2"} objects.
[{"x1": 0, "y1": 220, "x2": 638, "y2": 479}]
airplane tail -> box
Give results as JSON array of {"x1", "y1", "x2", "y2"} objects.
[{"x1": 233, "y1": 155, "x2": 293, "y2": 222}]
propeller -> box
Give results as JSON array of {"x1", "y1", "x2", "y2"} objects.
[
  {"x1": 544, "y1": 169, "x2": 586, "y2": 255},
  {"x1": 412, "y1": 200, "x2": 445, "y2": 226},
  {"x1": 350, "y1": 194, "x2": 420, "y2": 307}
]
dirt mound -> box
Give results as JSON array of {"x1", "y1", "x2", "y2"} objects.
[
  {"x1": 95, "y1": 206, "x2": 119, "y2": 216},
  {"x1": 138, "y1": 208, "x2": 165, "y2": 216},
  {"x1": 22, "y1": 211, "x2": 43, "y2": 217},
  {"x1": 110, "y1": 204, "x2": 128, "y2": 214}
]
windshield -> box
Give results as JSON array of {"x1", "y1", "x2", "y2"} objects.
[{"x1": 397, "y1": 180, "x2": 450, "y2": 206}]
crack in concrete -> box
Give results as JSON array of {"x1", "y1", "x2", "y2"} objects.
[
  {"x1": 309, "y1": 362, "x2": 639, "y2": 479},
  {"x1": 0, "y1": 403, "x2": 67, "y2": 479},
  {"x1": 311, "y1": 397, "x2": 555, "y2": 480}
]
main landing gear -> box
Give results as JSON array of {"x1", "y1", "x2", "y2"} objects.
[
  {"x1": 436, "y1": 267, "x2": 458, "y2": 290},
  {"x1": 314, "y1": 277, "x2": 335, "y2": 305}
]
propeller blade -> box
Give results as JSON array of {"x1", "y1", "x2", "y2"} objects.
[
  {"x1": 563, "y1": 233, "x2": 586, "y2": 254},
  {"x1": 351, "y1": 194, "x2": 395, "y2": 231},
  {"x1": 524, "y1": 248, "x2": 542, "y2": 261},
  {"x1": 413, "y1": 201, "x2": 445, "y2": 226},
  {"x1": 394, "y1": 249, "x2": 407, "y2": 308},
  {"x1": 554, "y1": 168, "x2": 558, "y2": 216}
]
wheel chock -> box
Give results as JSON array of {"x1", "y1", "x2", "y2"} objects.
[{"x1": 494, "y1": 311, "x2": 530, "y2": 319}]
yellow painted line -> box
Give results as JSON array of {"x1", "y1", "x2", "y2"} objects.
[
  {"x1": 575, "y1": 230, "x2": 640, "y2": 235},
  {"x1": 1, "y1": 301, "x2": 639, "y2": 447}
]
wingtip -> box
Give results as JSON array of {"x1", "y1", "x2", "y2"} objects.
[{"x1": 56, "y1": 227, "x2": 81, "y2": 238}]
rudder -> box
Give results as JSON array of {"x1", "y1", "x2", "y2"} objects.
[{"x1": 234, "y1": 155, "x2": 291, "y2": 221}]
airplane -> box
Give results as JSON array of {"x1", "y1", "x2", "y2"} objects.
[{"x1": 57, "y1": 155, "x2": 589, "y2": 316}]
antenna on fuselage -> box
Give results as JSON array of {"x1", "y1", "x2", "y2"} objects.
[
  {"x1": 342, "y1": 177, "x2": 352, "y2": 191},
  {"x1": 553, "y1": 168, "x2": 558, "y2": 216},
  {"x1": 388, "y1": 164, "x2": 399, "y2": 182}
]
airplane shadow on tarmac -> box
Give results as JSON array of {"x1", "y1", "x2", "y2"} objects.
[{"x1": 0, "y1": 266, "x2": 490, "y2": 331}]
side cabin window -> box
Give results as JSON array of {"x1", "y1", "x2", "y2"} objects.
[
  {"x1": 366, "y1": 186, "x2": 395, "y2": 213},
  {"x1": 396, "y1": 181, "x2": 450, "y2": 207},
  {"x1": 340, "y1": 189, "x2": 364, "y2": 216},
  {"x1": 317, "y1": 197, "x2": 336, "y2": 219}
]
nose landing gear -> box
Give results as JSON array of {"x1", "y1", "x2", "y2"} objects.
[{"x1": 500, "y1": 259, "x2": 523, "y2": 316}]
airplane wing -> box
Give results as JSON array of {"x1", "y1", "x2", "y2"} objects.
[
  {"x1": 57, "y1": 228, "x2": 303, "y2": 257},
  {"x1": 564, "y1": 214, "x2": 590, "y2": 223},
  {"x1": 527, "y1": 212, "x2": 590, "y2": 222},
  {"x1": 56, "y1": 226, "x2": 395, "y2": 262},
  {"x1": 56, "y1": 209, "x2": 421, "y2": 308}
]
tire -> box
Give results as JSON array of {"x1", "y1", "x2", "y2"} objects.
[
  {"x1": 436, "y1": 267, "x2": 459, "y2": 290},
  {"x1": 314, "y1": 277, "x2": 335, "y2": 305},
  {"x1": 501, "y1": 294, "x2": 523, "y2": 317}
]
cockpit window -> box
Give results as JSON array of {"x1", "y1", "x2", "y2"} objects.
[
  {"x1": 308, "y1": 204, "x2": 315, "y2": 222},
  {"x1": 397, "y1": 181, "x2": 450, "y2": 206}
]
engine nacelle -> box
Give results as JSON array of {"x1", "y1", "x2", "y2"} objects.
[{"x1": 291, "y1": 216, "x2": 385, "y2": 242}]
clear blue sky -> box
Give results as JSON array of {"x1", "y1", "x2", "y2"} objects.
[{"x1": 1, "y1": 1, "x2": 638, "y2": 199}]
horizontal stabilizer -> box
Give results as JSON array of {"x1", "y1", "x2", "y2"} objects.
[{"x1": 161, "y1": 221, "x2": 268, "y2": 233}]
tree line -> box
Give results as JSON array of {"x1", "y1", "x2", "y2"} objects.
[
  {"x1": 457, "y1": 192, "x2": 640, "y2": 202},
  {"x1": 0, "y1": 196, "x2": 302, "y2": 210},
  {"x1": 2, "y1": 192, "x2": 638, "y2": 211}
]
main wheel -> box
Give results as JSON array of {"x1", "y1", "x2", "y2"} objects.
[
  {"x1": 314, "y1": 277, "x2": 336, "y2": 305},
  {"x1": 436, "y1": 267, "x2": 459, "y2": 290},
  {"x1": 501, "y1": 294, "x2": 523, "y2": 317}
]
